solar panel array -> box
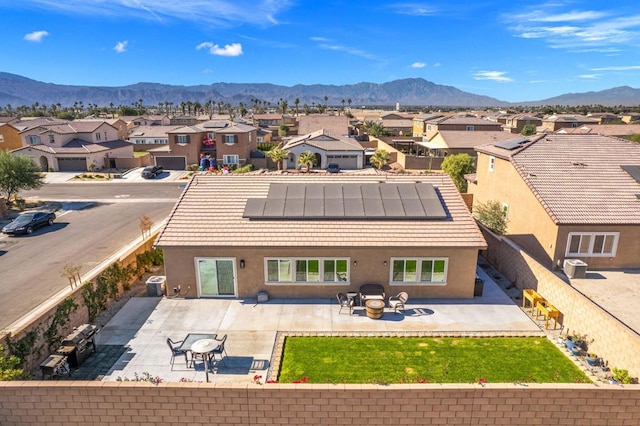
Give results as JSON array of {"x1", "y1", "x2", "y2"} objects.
[
  {"x1": 493, "y1": 137, "x2": 530, "y2": 150},
  {"x1": 622, "y1": 165, "x2": 640, "y2": 184},
  {"x1": 243, "y1": 182, "x2": 448, "y2": 220}
]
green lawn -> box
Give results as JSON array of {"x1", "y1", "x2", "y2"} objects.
[{"x1": 278, "y1": 336, "x2": 590, "y2": 384}]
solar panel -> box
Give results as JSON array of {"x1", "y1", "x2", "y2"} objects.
[
  {"x1": 243, "y1": 182, "x2": 448, "y2": 220},
  {"x1": 494, "y1": 137, "x2": 529, "y2": 150},
  {"x1": 621, "y1": 165, "x2": 640, "y2": 184}
]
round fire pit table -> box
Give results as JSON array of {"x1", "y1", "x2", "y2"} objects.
[{"x1": 365, "y1": 299, "x2": 385, "y2": 319}]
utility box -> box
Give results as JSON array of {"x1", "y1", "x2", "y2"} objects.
[
  {"x1": 257, "y1": 291, "x2": 269, "y2": 303},
  {"x1": 563, "y1": 259, "x2": 588, "y2": 279},
  {"x1": 146, "y1": 275, "x2": 166, "y2": 296},
  {"x1": 474, "y1": 276, "x2": 484, "y2": 297}
]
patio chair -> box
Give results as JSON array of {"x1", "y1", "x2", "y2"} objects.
[
  {"x1": 167, "y1": 337, "x2": 189, "y2": 368},
  {"x1": 211, "y1": 334, "x2": 228, "y2": 366},
  {"x1": 337, "y1": 292, "x2": 354, "y2": 315},
  {"x1": 388, "y1": 292, "x2": 409, "y2": 314}
]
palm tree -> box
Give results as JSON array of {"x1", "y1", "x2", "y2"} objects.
[
  {"x1": 266, "y1": 147, "x2": 289, "y2": 171},
  {"x1": 347, "y1": 98, "x2": 352, "y2": 110},
  {"x1": 297, "y1": 151, "x2": 316, "y2": 172},
  {"x1": 363, "y1": 120, "x2": 387, "y2": 137},
  {"x1": 340, "y1": 99, "x2": 345, "y2": 115},
  {"x1": 294, "y1": 98, "x2": 300, "y2": 116},
  {"x1": 324, "y1": 95, "x2": 329, "y2": 112},
  {"x1": 370, "y1": 149, "x2": 391, "y2": 170}
]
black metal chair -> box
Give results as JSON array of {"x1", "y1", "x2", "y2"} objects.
[
  {"x1": 337, "y1": 292, "x2": 354, "y2": 315},
  {"x1": 166, "y1": 337, "x2": 189, "y2": 368},
  {"x1": 211, "y1": 334, "x2": 228, "y2": 366}
]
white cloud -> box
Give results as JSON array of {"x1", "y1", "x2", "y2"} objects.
[
  {"x1": 114, "y1": 41, "x2": 128, "y2": 53},
  {"x1": 411, "y1": 62, "x2": 426, "y2": 68},
  {"x1": 14, "y1": 0, "x2": 291, "y2": 26},
  {"x1": 310, "y1": 37, "x2": 378, "y2": 61},
  {"x1": 590, "y1": 65, "x2": 640, "y2": 71},
  {"x1": 197, "y1": 42, "x2": 243, "y2": 57},
  {"x1": 579, "y1": 74, "x2": 601, "y2": 79},
  {"x1": 473, "y1": 71, "x2": 513, "y2": 83},
  {"x1": 529, "y1": 80, "x2": 549, "y2": 84},
  {"x1": 433, "y1": 62, "x2": 441, "y2": 67},
  {"x1": 390, "y1": 4, "x2": 438, "y2": 17},
  {"x1": 24, "y1": 30, "x2": 49, "y2": 42}
]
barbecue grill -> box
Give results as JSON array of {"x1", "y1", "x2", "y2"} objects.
[{"x1": 56, "y1": 324, "x2": 98, "y2": 368}]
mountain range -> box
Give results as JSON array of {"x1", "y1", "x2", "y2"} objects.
[{"x1": 0, "y1": 72, "x2": 639, "y2": 109}]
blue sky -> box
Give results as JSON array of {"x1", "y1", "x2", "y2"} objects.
[{"x1": 1, "y1": 0, "x2": 640, "y2": 103}]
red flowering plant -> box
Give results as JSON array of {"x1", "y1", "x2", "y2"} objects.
[
  {"x1": 252, "y1": 374, "x2": 263, "y2": 384},
  {"x1": 292, "y1": 376, "x2": 310, "y2": 384}
]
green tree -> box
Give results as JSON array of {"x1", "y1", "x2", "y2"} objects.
[
  {"x1": 297, "y1": 151, "x2": 316, "y2": 172},
  {"x1": 0, "y1": 151, "x2": 46, "y2": 203},
  {"x1": 440, "y1": 153, "x2": 476, "y2": 193},
  {"x1": 474, "y1": 200, "x2": 508, "y2": 235},
  {"x1": 521, "y1": 124, "x2": 537, "y2": 136},
  {"x1": 0, "y1": 346, "x2": 24, "y2": 381},
  {"x1": 266, "y1": 147, "x2": 289, "y2": 171},
  {"x1": 362, "y1": 120, "x2": 387, "y2": 137},
  {"x1": 294, "y1": 98, "x2": 300, "y2": 116},
  {"x1": 370, "y1": 149, "x2": 391, "y2": 170},
  {"x1": 278, "y1": 124, "x2": 289, "y2": 137}
]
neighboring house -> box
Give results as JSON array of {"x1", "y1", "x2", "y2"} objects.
[
  {"x1": 282, "y1": 129, "x2": 364, "y2": 170},
  {"x1": 503, "y1": 114, "x2": 542, "y2": 134},
  {"x1": 468, "y1": 134, "x2": 640, "y2": 270},
  {"x1": 412, "y1": 114, "x2": 443, "y2": 137},
  {"x1": 380, "y1": 115, "x2": 414, "y2": 137},
  {"x1": 586, "y1": 113, "x2": 623, "y2": 124},
  {"x1": 154, "y1": 174, "x2": 487, "y2": 299},
  {"x1": 556, "y1": 124, "x2": 640, "y2": 139},
  {"x1": 0, "y1": 123, "x2": 23, "y2": 151},
  {"x1": 74, "y1": 118, "x2": 129, "y2": 140},
  {"x1": 11, "y1": 139, "x2": 133, "y2": 171},
  {"x1": 425, "y1": 115, "x2": 503, "y2": 139},
  {"x1": 424, "y1": 131, "x2": 522, "y2": 158},
  {"x1": 169, "y1": 115, "x2": 199, "y2": 126},
  {"x1": 540, "y1": 114, "x2": 598, "y2": 132},
  {"x1": 155, "y1": 120, "x2": 258, "y2": 170},
  {"x1": 256, "y1": 128, "x2": 272, "y2": 144},
  {"x1": 128, "y1": 125, "x2": 181, "y2": 151},
  {"x1": 621, "y1": 113, "x2": 640, "y2": 124},
  {"x1": 298, "y1": 114, "x2": 350, "y2": 136}
]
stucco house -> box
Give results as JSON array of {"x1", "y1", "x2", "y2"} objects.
[
  {"x1": 0, "y1": 122, "x2": 23, "y2": 151},
  {"x1": 281, "y1": 129, "x2": 364, "y2": 170},
  {"x1": 128, "y1": 125, "x2": 182, "y2": 151},
  {"x1": 152, "y1": 120, "x2": 258, "y2": 170},
  {"x1": 468, "y1": 134, "x2": 640, "y2": 270},
  {"x1": 13, "y1": 120, "x2": 133, "y2": 171},
  {"x1": 154, "y1": 174, "x2": 486, "y2": 299},
  {"x1": 424, "y1": 115, "x2": 503, "y2": 139},
  {"x1": 540, "y1": 114, "x2": 598, "y2": 132}
]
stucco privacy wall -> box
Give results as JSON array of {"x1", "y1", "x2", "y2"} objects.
[
  {"x1": 0, "y1": 382, "x2": 639, "y2": 425},
  {"x1": 481, "y1": 227, "x2": 640, "y2": 378}
]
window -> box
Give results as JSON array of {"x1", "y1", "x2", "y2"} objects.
[
  {"x1": 257, "y1": 137, "x2": 264, "y2": 143},
  {"x1": 266, "y1": 258, "x2": 349, "y2": 283},
  {"x1": 466, "y1": 125, "x2": 475, "y2": 131},
  {"x1": 223, "y1": 155, "x2": 239, "y2": 165},
  {"x1": 104, "y1": 132, "x2": 108, "y2": 140},
  {"x1": 488, "y1": 156, "x2": 495, "y2": 172},
  {"x1": 502, "y1": 202, "x2": 509, "y2": 220},
  {"x1": 28, "y1": 135, "x2": 41, "y2": 145},
  {"x1": 95, "y1": 132, "x2": 102, "y2": 141},
  {"x1": 177, "y1": 135, "x2": 189, "y2": 144},
  {"x1": 391, "y1": 258, "x2": 447, "y2": 284},
  {"x1": 224, "y1": 135, "x2": 236, "y2": 145},
  {"x1": 49, "y1": 134, "x2": 55, "y2": 144},
  {"x1": 566, "y1": 232, "x2": 618, "y2": 257}
]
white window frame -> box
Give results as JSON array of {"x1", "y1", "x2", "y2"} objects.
[
  {"x1": 257, "y1": 137, "x2": 264, "y2": 143},
  {"x1": 390, "y1": 257, "x2": 448, "y2": 285},
  {"x1": 95, "y1": 132, "x2": 102, "y2": 141},
  {"x1": 466, "y1": 125, "x2": 475, "y2": 131},
  {"x1": 501, "y1": 202, "x2": 509, "y2": 220},
  {"x1": 265, "y1": 257, "x2": 350, "y2": 285},
  {"x1": 28, "y1": 135, "x2": 41, "y2": 145},
  {"x1": 566, "y1": 232, "x2": 619, "y2": 257},
  {"x1": 177, "y1": 134, "x2": 189, "y2": 144},
  {"x1": 224, "y1": 135, "x2": 236, "y2": 145},
  {"x1": 223, "y1": 155, "x2": 239, "y2": 165},
  {"x1": 488, "y1": 156, "x2": 495, "y2": 172},
  {"x1": 49, "y1": 134, "x2": 55, "y2": 144}
]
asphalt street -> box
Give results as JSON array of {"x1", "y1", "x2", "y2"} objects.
[{"x1": 0, "y1": 178, "x2": 185, "y2": 331}]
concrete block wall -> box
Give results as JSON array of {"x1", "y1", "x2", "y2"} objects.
[
  {"x1": 0, "y1": 382, "x2": 639, "y2": 425},
  {"x1": 481, "y1": 227, "x2": 640, "y2": 379}
]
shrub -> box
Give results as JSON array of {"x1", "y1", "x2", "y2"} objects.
[{"x1": 474, "y1": 200, "x2": 508, "y2": 234}]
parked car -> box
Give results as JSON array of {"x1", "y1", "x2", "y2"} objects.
[
  {"x1": 2, "y1": 211, "x2": 56, "y2": 236},
  {"x1": 141, "y1": 165, "x2": 163, "y2": 179},
  {"x1": 326, "y1": 163, "x2": 341, "y2": 174}
]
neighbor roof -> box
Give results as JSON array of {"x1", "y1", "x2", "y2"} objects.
[
  {"x1": 283, "y1": 129, "x2": 363, "y2": 152},
  {"x1": 480, "y1": 134, "x2": 640, "y2": 225},
  {"x1": 432, "y1": 130, "x2": 521, "y2": 149},
  {"x1": 155, "y1": 174, "x2": 486, "y2": 248}
]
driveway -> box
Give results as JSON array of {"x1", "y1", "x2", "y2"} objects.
[{"x1": 93, "y1": 267, "x2": 542, "y2": 384}]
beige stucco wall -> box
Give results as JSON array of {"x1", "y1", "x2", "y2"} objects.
[
  {"x1": 0, "y1": 124, "x2": 22, "y2": 150},
  {"x1": 215, "y1": 130, "x2": 257, "y2": 166},
  {"x1": 162, "y1": 246, "x2": 480, "y2": 299},
  {"x1": 556, "y1": 225, "x2": 640, "y2": 269}
]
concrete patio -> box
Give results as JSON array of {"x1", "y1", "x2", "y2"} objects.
[{"x1": 90, "y1": 267, "x2": 543, "y2": 384}]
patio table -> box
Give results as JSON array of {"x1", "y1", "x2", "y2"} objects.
[
  {"x1": 178, "y1": 333, "x2": 216, "y2": 367},
  {"x1": 191, "y1": 338, "x2": 220, "y2": 382}
]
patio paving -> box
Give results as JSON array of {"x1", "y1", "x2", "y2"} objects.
[{"x1": 83, "y1": 267, "x2": 542, "y2": 384}]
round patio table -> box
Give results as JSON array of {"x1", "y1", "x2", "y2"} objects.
[
  {"x1": 191, "y1": 339, "x2": 219, "y2": 382},
  {"x1": 365, "y1": 299, "x2": 385, "y2": 319}
]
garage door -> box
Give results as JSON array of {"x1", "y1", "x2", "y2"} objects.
[
  {"x1": 57, "y1": 157, "x2": 87, "y2": 171},
  {"x1": 155, "y1": 156, "x2": 186, "y2": 170},
  {"x1": 326, "y1": 155, "x2": 358, "y2": 170}
]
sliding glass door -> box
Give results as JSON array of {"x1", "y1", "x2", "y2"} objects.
[{"x1": 196, "y1": 258, "x2": 237, "y2": 297}]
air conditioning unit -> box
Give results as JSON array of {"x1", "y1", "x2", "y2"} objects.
[
  {"x1": 145, "y1": 275, "x2": 167, "y2": 296},
  {"x1": 563, "y1": 259, "x2": 588, "y2": 279}
]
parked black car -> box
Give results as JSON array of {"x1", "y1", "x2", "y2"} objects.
[
  {"x1": 326, "y1": 163, "x2": 341, "y2": 173},
  {"x1": 2, "y1": 211, "x2": 56, "y2": 236},
  {"x1": 141, "y1": 165, "x2": 163, "y2": 179}
]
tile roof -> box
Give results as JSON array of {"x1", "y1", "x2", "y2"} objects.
[
  {"x1": 556, "y1": 124, "x2": 640, "y2": 137},
  {"x1": 129, "y1": 125, "x2": 181, "y2": 138},
  {"x1": 283, "y1": 129, "x2": 363, "y2": 152},
  {"x1": 492, "y1": 134, "x2": 640, "y2": 225},
  {"x1": 298, "y1": 114, "x2": 349, "y2": 135},
  {"x1": 155, "y1": 174, "x2": 486, "y2": 249},
  {"x1": 434, "y1": 131, "x2": 521, "y2": 149}
]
